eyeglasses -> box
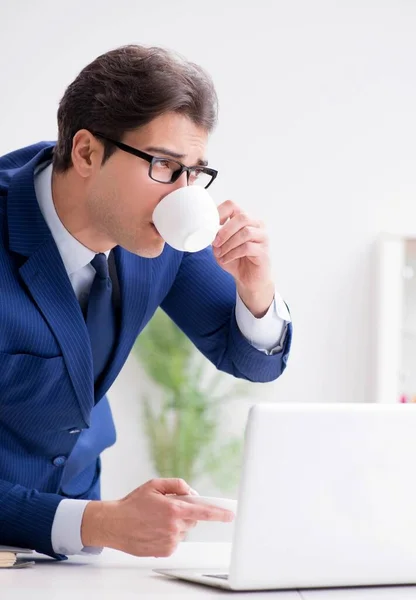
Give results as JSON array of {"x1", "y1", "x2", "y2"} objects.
[{"x1": 93, "y1": 132, "x2": 218, "y2": 189}]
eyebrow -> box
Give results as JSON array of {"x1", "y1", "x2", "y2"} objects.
[{"x1": 144, "y1": 146, "x2": 208, "y2": 167}]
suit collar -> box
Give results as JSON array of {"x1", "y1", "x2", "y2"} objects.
[{"x1": 7, "y1": 144, "x2": 56, "y2": 256}]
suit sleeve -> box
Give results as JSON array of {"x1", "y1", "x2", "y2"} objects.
[
  {"x1": 0, "y1": 479, "x2": 67, "y2": 559},
  {"x1": 161, "y1": 247, "x2": 292, "y2": 383}
]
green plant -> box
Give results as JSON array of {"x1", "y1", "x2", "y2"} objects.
[{"x1": 133, "y1": 308, "x2": 246, "y2": 492}]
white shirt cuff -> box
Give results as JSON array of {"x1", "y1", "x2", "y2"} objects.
[
  {"x1": 235, "y1": 288, "x2": 291, "y2": 354},
  {"x1": 51, "y1": 499, "x2": 103, "y2": 556}
]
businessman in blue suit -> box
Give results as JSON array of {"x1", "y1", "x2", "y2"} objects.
[{"x1": 0, "y1": 45, "x2": 292, "y2": 559}]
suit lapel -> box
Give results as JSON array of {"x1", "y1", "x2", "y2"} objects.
[
  {"x1": 6, "y1": 144, "x2": 154, "y2": 411},
  {"x1": 7, "y1": 146, "x2": 94, "y2": 425},
  {"x1": 19, "y1": 241, "x2": 94, "y2": 425}
]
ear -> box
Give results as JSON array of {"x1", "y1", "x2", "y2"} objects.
[{"x1": 71, "y1": 129, "x2": 103, "y2": 178}]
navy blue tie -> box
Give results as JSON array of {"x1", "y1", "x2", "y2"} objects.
[{"x1": 86, "y1": 253, "x2": 116, "y2": 383}]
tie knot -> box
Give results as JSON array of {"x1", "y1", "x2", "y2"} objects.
[{"x1": 91, "y1": 253, "x2": 109, "y2": 280}]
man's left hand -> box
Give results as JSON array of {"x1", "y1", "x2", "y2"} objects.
[{"x1": 212, "y1": 200, "x2": 275, "y2": 318}]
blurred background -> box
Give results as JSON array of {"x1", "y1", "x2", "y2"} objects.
[{"x1": 1, "y1": 0, "x2": 416, "y2": 537}]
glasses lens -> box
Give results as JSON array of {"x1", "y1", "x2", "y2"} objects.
[
  {"x1": 151, "y1": 160, "x2": 214, "y2": 188},
  {"x1": 151, "y1": 159, "x2": 182, "y2": 183},
  {"x1": 188, "y1": 168, "x2": 213, "y2": 188}
]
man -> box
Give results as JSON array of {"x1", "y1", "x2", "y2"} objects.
[{"x1": 0, "y1": 45, "x2": 292, "y2": 560}]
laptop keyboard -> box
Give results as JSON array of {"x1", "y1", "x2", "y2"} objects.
[{"x1": 204, "y1": 574, "x2": 229, "y2": 580}]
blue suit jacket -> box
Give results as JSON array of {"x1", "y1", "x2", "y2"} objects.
[{"x1": 0, "y1": 142, "x2": 292, "y2": 557}]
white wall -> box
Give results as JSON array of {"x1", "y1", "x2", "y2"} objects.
[{"x1": 2, "y1": 0, "x2": 416, "y2": 506}]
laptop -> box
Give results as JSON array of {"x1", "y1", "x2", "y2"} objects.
[{"x1": 155, "y1": 402, "x2": 416, "y2": 591}]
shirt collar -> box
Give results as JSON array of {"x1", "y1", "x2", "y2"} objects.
[{"x1": 34, "y1": 162, "x2": 110, "y2": 275}]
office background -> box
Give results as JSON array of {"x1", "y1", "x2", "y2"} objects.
[{"x1": 1, "y1": 0, "x2": 415, "y2": 520}]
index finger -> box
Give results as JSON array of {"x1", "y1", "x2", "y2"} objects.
[{"x1": 175, "y1": 500, "x2": 235, "y2": 523}]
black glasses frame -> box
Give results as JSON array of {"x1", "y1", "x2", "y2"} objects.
[{"x1": 92, "y1": 132, "x2": 218, "y2": 189}]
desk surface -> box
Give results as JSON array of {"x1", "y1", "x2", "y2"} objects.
[{"x1": 2, "y1": 543, "x2": 416, "y2": 600}]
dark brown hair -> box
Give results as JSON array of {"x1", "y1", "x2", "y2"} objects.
[{"x1": 53, "y1": 44, "x2": 218, "y2": 172}]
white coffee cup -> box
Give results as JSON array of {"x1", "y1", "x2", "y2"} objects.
[{"x1": 152, "y1": 186, "x2": 220, "y2": 252}]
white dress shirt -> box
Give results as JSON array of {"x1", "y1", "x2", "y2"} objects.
[{"x1": 34, "y1": 162, "x2": 291, "y2": 555}]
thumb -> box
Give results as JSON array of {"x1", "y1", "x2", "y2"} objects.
[{"x1": 148, "y1": 478, "x2": 193, "y2": 496}]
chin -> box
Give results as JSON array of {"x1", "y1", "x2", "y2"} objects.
[{"x1": 134, "y1": 240, "x2": 166, "y2": 259}]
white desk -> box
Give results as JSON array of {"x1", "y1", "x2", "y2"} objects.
[{"x1": 2, "y1": 543, "x2": 416, "y2": 600}]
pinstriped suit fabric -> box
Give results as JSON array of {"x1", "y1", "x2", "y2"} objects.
[{"x1": 0, "y1": 142, "x2": 292, "y2": 558}]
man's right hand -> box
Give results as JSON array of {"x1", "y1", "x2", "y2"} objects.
[{"x1": 81, "y1": 478, "x2": 235, "y2": 557}]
